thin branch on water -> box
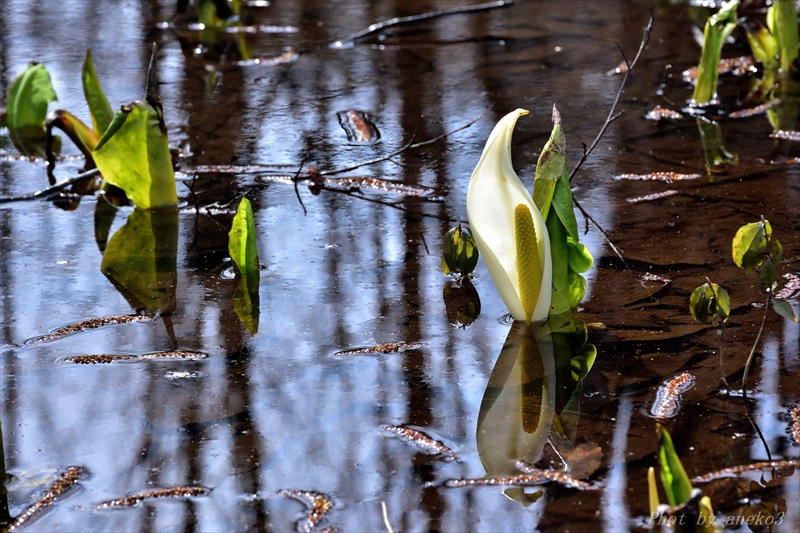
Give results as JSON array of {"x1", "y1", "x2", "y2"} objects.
[
  {"x1": 567, "y1": 9, "x2": 653, "y2": 273},
  {"x1": 0, "y1": 169, "x2": 100, "y2": 204},
  {"x1": 331, "y1": 0, "x2": 513, "y2": 48}
]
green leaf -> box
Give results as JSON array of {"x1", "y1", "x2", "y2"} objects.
[
  {"x1": 92, "y1": 101, "x2": 178, "y2": 210},
  {"x1": 6, "y1": 63, "x2": 58, "y2": 156},
  {"x1": 771, "y1": 237, "x2": 783, "y2": 267},
  {"x1": 229, "y1": 198, "x2": 260, "y2": 334},
  {"x1": 82, "y1": 49, "x2": 114, "y2": 136},
  {"x1": 689, "y1": 282, "x2": 730, "y2": 326},
  {"x1": 759, "y1": 257, "x2": 776, "y2": 289},
  {"x1": 101, "y1": 208, "x2": 178, "y2": 313},
  {"x1": 532, "y1": 107, "x2": 565, "y2": 220},
  {"x1": 768, "y1": 0, "x2": 799, "y2": 74},
  {"x1": 732, "y1": 220, "x2": 770, "y2": 272},
  {"x1": 46, "y1": 109, "x2": 99, "y2": 156},
  {"x1": 551, "y1": 164, "x2": 579, "y2": 242},
  {"x1": 692, "y1": 0, "x2": 739, "y2": 105},
  {"x1": 567, "y1": 270, "x2": 586, "y2": 310},
  {"x1": 547, "y1": 209, "x2": 571, "y2": 316},
  {"x1": 648, "y1": 467, "x2": 660, "y2": 518},
  {"x1": 658, "y1": 425, "x2": 694, "y2": 507},
  {"x1": 744, "y1": 21, "x2": 778, "y2": 69},
  {"x1": 773, "y1": 298, "x2": 798, "y2": 322}
]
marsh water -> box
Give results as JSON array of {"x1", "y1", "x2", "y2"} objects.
[{"x1": 1, "y1": 1, "x2": 800, "y2": 532}]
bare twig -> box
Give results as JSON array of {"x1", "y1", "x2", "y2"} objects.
[
  {"x1": 0, "y1": 168, "x2": 100, "y2": 204},
  {"x1": 331, "y1": 1, "x2": 513, "y2": 48},
  {"x1": 742, "y1": 294, "x2": 770, "y2": 398}
]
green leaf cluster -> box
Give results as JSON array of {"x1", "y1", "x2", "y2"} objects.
[
  {"x1": 532, "y1": 108, "x2": 594, "y2": 316},
  {"x1": 732, "y1": 218, "x2": 797, "y2": 322},
  {"x1": 441, "y1": 225, "x2": 479, "y2": 278},
  {"x1": 228, "y1": 198, "x2": 261, "y2": 334},
  {"x1": 689, "y1": 281, "x2": 730, "y2": 326},
  {"x1": 692, "y1": 0, "x2": 739, "y2": 105}
]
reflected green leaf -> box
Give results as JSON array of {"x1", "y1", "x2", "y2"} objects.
[
  {"x1": 6, "y1": 63, "x2": 58, "y2": 156},
  {"x1": 550, "y1": 313, "x2": 595, "y2": 440},
  {"x1": 101, "y1": 208, "x2": 178, "y2": 313},
  {"x1": 477, "y1": 321, "x2": 555, "y2": 483},
  {"x1": 82, "y1": 49, "x2": 114, "y2": 136},
  {"x1": 658, "y1": 425, "x2": 693, "y2": 507},
  {"x1": 773, "y1": 298, "x2": 798, "y2": 322},
  {"x1": 92, "y1": 100, "x2": 178, "y2": 210},
  {"x1": 696, "y1": 116, "x2": 737, "y2": 173},
  {"x1": 229, "y1": 198, "x2": 260, "y2": 334}
]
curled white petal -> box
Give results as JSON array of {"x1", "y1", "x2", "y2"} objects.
[{"x1": 467, "y1": 109, "x2": 552, "y2": 322}]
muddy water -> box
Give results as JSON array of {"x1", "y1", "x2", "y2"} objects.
[{"x1": 1, "y1": 1, "x2": 800, "y2": 532}]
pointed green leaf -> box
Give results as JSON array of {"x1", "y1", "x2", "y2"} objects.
[
  {"x1": 771, "y1": 237, "x2": 783, "y2": 267},
  {"x1": 759, "y1": 257, "x2": 776, "y2": 289},
  {"x1": 692, "y1": 0, "x2": 739, "y2": 105},
  {"x1": 658, "y1": 425, "x2": 693, "y2": 507},
  {"x1": 552, "y1": 164, "x2": 579, "y2": 242},
  {"x1": 648, "y1": 467, "x2": 660, "y2": 517},
  {"x1": 744, "y1": 21, "x2": 778, "y2": 68},
  {"x1": 6, "y1": 63, "x2": 58, "y2": 156},
  {"x1": 773, "y1": 298, "x2": 798, "y2": 322},
  {"x1": 533, "y1": 107, "x2": 565, "y2": 220},
  {"x1": 768, "y1": 0, "x2": 799, "y2": 74},
  {"x1": 92, "y1": 101, "x2": 178, "y2": 210},
  {"x1": 229, "y1": 198, "x2": 260, "y2": 334},
  {"x1": 82, "y1": 49, "x2": 114, "y2": 135},
  {"x1": 689, "y1": 282, "x2": 730, "y2": 326},
  {"x1": 101, "y1": 208, "x2": 178, "y2": 313}
]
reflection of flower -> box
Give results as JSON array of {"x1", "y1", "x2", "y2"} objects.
[{"x1": 467, "y1": 109, "x2": 552, "y2": 323}]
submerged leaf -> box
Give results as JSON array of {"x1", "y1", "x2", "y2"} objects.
[
  {"x1": 82, "y1": 49, "x2": 114, "y2": 135},
  {"x1": 658, "y1": 425, "x2": 694, "y2": 507},
  {"x1": 229, "y1": 198, "x2": 260, "y2": 334},
  {"x1": 93, "y1": 101, "x2": 178, "y2": 209},
  {"x1": 6, "y1": 63, "x2": 58, "y2": 156}
]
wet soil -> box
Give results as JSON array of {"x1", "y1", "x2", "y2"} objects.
[{"x1": 1, "y1": 1, "x2": 799, "y2": 532}]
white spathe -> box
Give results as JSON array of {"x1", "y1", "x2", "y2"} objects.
[{"x1": 467, "y1": 109, "x2": 552, "y2": 323}]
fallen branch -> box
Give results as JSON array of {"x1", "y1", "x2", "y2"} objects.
[
  {"x1": 0, "y1": 168, "x2": 100, "y2": 204},
  {"x1": 331, "y1": 1, "x2": 513, "y2": 48}
]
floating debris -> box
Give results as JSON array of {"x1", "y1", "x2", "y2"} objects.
[
  {"x1": 9, "y1": 466, "x2": 86, "y2": 532},
  {"x1": 682, "y1": 56, "x2": 755, "y2": 83},
  {"x1": 381, "y1": 425, "x2": 457, "y2": 461},
  {"x1": 642, "y1": 272, "x2": 672, "y2": 285},
  {"x1": 26, "y1": 315, "x2": 153, "y2": 345},
  {"x1": 61, "y1": 354, "x2": 138, "y2": 364},
  {"x1": 775, "y1": 273, "x2": 800, "y2": 300},
  {"x1": 645, "y1": 105, "x2": 683, "y2": 122},
  {"x1": 691, "y1": 459, "x2": 800, "y2": 484},
  {"x1": 225, "y1": 25, "x2": 298, "y2": 34},
  {"x1": 140, "y1": 351, "x2": 208, "y2": 361},
  {"x1": 513, "y1": 460, "x2": 598, "y2": 490},
  {"x1": 784, "y1": 404, "x2": 800, "y2": 446},
  {"x1": 626, "y1": 190, "x2": 680, "y2": 204},
  {"x1": 770, "y1": 130, "x2": 800, "y2": 141},
  {"x1": 237, "y1": 49, "x2": 298, "y2": 67},
  {"x1": 165, "y1": 371, "x2": 200, "y2": 380},
  {"x1": 651, "y1": 372, "x2": 695, "y2": 422},
  {"x1": 90, "y1": 486, "x2": 208, "y2": 509},
  {"x1": 277, "y1": 489, "x2": 332, "y2": 533},
  {"x1": 606, "y1": 60, "x2": 628, "y2": 75},
  {"x1": 321, "y1": 177, "x2": 438, "y2": 198},
  {"x1": 434, "y1": 472, "x2": 599, "y2": 491},
  {"x1": 337, "y1": 110, "x2": 381, "y2": 143},
  {"x1": 728, "y1": 99, "x2": 780, "y2": 119},
  {"x1": 181, "y1": 164, "x2": 296, "y2": 174},
  {"x1": 335, "y1": 343, "x2": 424, "y2": 355},
  {"x1": 614, "y1": 172, "x2": 700, "y2": 183}
]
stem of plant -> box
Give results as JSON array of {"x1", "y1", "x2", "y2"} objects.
[{"x1": 741, "y1": 293, "x2": 770, "y2": 398}]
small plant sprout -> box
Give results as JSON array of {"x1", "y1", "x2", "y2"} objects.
[
  {"x1": 692, "y1": 0, "x2": 739, "y2": 106},
  {"x1": 441, "y1": 225, "x2": 479, "y2": 279},
  {"x1": 689, "y1": 278, "x2": 731, "y2": 387},
  {"x1": 228, "y1": 197, "x2": 261, "y2": 334},
  {"x1": 732, "y1": 217, "x2": 797, "y2": 395},
  {"x1": 466, "y1": 109, "x2": 552, "y2": 324},
  {"x1": 5, "y1": 63, "x2": 60, "y2": 157}
]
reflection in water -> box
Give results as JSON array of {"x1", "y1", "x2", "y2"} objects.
[
  {"x1": 100, "y1": 208, "x2": 179, "y2": 314},
  {"x1": 442, "y1": 277, "x2": 481, "y2": 328},
  {"x1": 601, "y1": 394, "x2": 632, "y2": 533}
]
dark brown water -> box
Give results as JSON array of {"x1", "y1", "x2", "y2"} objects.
[{"x1": 1, "y1": 1, "x2": 799, "y2": 532}]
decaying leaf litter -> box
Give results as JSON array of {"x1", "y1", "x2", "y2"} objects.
[{"x1": 2, "y1": 0, "x2": 800, "y2": 532}]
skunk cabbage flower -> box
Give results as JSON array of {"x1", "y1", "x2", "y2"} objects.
[{"x1": 467, "y1": 109, "x2": 552, "y2": 323}]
